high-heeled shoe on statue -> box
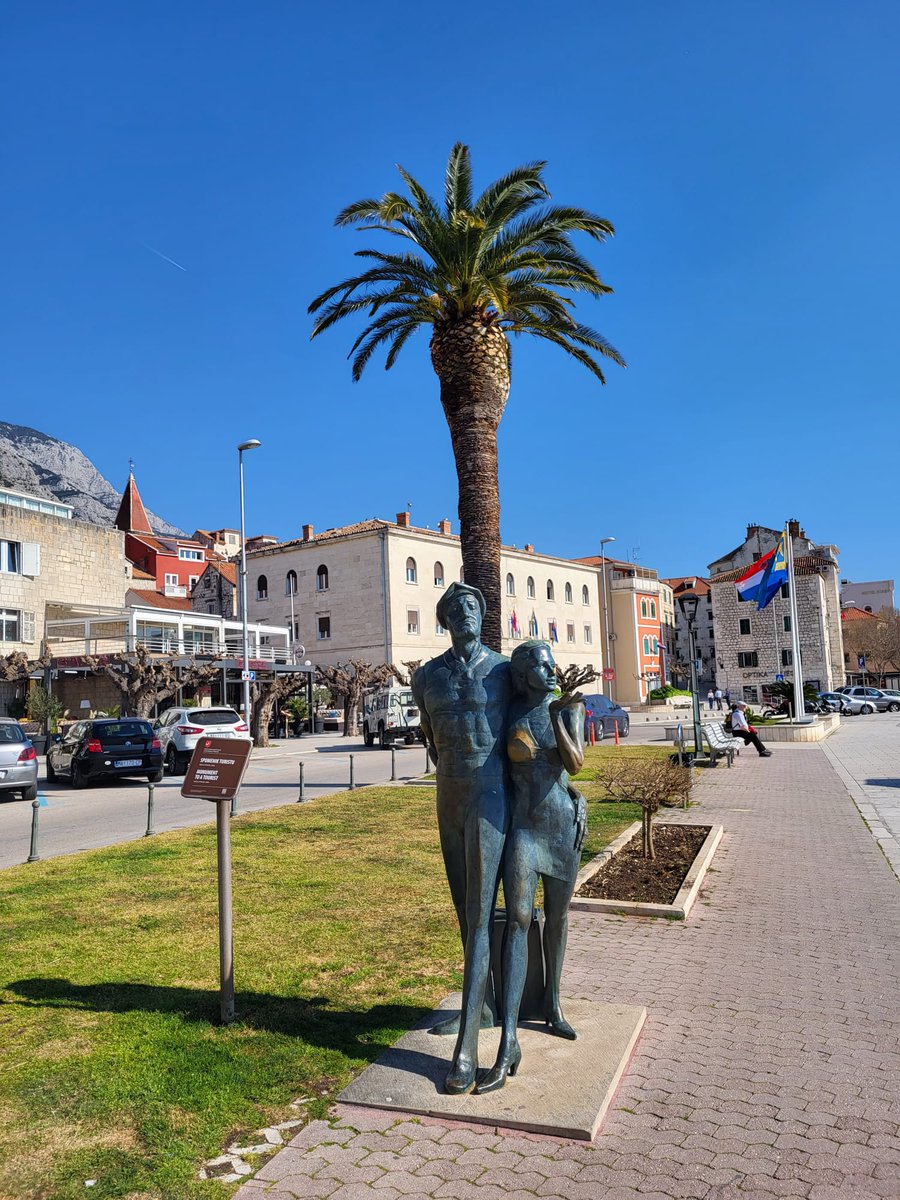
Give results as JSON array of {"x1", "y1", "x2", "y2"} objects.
[
  {"x1": 475, "y1": 1040, "x2": 522, "y2": 1094},
  {"x1": 545, "y1": 1010, "x2": 577, "y2": 1040},
  {"x1": 444, "y1": 1053, "x2": 478, "y2": 1095}
]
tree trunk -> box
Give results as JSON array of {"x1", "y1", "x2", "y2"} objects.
[
  {"x1": 431, "y1": 315, "x2": 510, "y2": 653},
  {"x1": 251, "y1": 686, "x2": 278, "y2": 747}
]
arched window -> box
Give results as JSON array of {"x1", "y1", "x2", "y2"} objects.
[
  {"x1": 434, "y1": 561, "x2": 444, "y2": 587},
  {"x1": 316, "y1": 564, "x2": 329, "y2": 592},
  {"x1": 256, "y1": 574, "x2": 268, "y2": 600},
  {"x1": 506, "y1": 573, "x2": 515, "y2": 596},
  {"x1": 406, "y1": 557, "x2": 417, "y2": 584},
  {"x1": 650, "y1": 600, "x2": 657, "y2": 618},
  {"x1": 640, "y1": 599, "x2": 648, "y2": 618},
  {"x1": 564, "y1": 582, "x2": 573, "y2": 604},
  {"x1": 285, "y1": 570, "x2": 297, "y2": 596},
  {"x1": 582, "y1": 584, "x2": 590, "y2": 606},
  {"x1": 652, "y1": 636, "x2": 659, "y2": 653},
  {"x1": 546, "y1": 580, "x2": 555, "y2": 602},
  {"x1": 527, "y1": 576, "x2": 535, "y2": 598},
  {"x1": 642, "y1": 635, "x2": 651, "y2": 655}
]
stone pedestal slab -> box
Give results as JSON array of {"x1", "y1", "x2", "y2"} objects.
[{"x1": 337, "y1": 994, "x2": 646, "y2": 1140}]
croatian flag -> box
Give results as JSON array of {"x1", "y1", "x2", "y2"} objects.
[
  {"x1": 755, "y1": 533, "x2": 789, "y2": 611},
  {"x1": 735, "y1": 546, "x2": 776, "y2": 603},
  {"x1": 549, "y1": 619, "x2": 559, "y2": 644}
]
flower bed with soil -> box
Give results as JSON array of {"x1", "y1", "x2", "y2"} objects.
[{"x1": 571, "y1": 821, "x2": 723, "y2": 920}]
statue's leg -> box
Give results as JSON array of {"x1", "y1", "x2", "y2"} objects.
[
  {"x1": 445, "y1": 787, "x2": 506, "y2": 1093},
  {"x1": 476, "y1": 854, "x2": 536, "y2": 1093},
  {"x1": 542, "y1": 875, "x2": 577, "y2": 1040}
]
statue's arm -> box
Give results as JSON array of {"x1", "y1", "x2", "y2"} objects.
[
  {"x1": 412, "y1": 667, "x2": 438, "y2": 766},
  {"x1": 549, "y1": 698, "x2": 585, "y2": 775}
]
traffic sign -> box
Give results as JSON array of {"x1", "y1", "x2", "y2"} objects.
[
  {"x1": 241, "y1": 669, "x2": 256, "y2": 682},
  {"x1": 181, "y1": 737, "x2": 253, "y2": 802},
  {"x1": 775, "y1": 673, "x2": 785, "y2": 682}
]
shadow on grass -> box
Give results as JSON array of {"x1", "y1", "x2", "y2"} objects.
[{"x1": 5, "y1": 978, "x2": 431, "y2": 1060}]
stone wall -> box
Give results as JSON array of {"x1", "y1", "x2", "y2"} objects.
[{"x1": 0, "y1": 507, "x2": 129, "y2": 654}]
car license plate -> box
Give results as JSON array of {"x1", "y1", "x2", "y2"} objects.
[{"x1": 115, "y1": 759, "x2": 142, "y2": 768}]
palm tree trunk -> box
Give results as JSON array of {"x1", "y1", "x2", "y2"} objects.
[{"x1": 431, "y1": 317, "x2": 510, "y2": 653}]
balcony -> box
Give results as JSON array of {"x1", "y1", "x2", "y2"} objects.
[{"x1": 45, "y1": 604, "x2": 291, "y2": 665}]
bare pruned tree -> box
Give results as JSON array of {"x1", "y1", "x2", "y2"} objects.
[
  {"x1": 83, "y1": 644, "x2": 223, "y2": 718},
  {"x1": 842, "y1": 607, "x2": 900, "y2": 685},
  {"x1": 315, "y1": 659, "x2": 394, "y2": 736},
  {"x1": 249, "y1": 673, "x2": 310, "y2": 747},
  {"x1": 388, "y1": 659, "x2": 423, "y2": 686},
  {"x1": 1, "y1": 642, "x2": 52, "y2": 682},
  {"x1": 555, "y1": 663, "x2": 599, "y2": 693},
  {"x1": 595, "y1": 758, "x2": 691, "y2": 860}
]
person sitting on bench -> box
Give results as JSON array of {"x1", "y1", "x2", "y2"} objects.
[{"x1": 730, "y1": 702, "x2": 772, "y2": 757}]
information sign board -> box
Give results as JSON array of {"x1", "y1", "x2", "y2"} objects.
[{"x1": 181, "y1": 737, "x2": 253, "y2": 801}]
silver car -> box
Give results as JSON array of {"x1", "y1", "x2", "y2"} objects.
[
  {"x1": 154, "y1": 706, "x2": 251, "y2": 775},
  {"x1": 840, "y1": 686, "x2": 899, "y2": 713},
  {"x1": 820, "y1": 691, "x2": 867, "y2": 715},
  {"x1": 0, "y1": 718, "x2": 39, "y2": 800}
]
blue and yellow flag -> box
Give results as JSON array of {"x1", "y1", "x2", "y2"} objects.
[{"x1": 756, "y1": 532, "x2": 789, "y2": 611}]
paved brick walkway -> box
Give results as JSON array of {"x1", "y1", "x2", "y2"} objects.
[
  {"x1": 822, "y1": 715, "x2": 900, "y2": 878},
  {"x1": 234, "y1": 741, "x2": 900, "y2": 1199}
]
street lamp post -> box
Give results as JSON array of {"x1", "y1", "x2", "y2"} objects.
[
  {"x1": 679, "y1": 594, "x2": 703, "y2": 759},
  {"x1": 599, "y1": 536, "x2": 615, "y2": 699},
  {"x1": 238, "y1": 439, "x2": 261, "y2": 739}
]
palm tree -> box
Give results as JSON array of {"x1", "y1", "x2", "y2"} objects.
[{"x1": 309, "y1": 143, "x2": 624, "y2": 650}]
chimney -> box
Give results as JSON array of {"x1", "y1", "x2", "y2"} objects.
[
  {"x1": 396, "y1": 511, "x2": 411, "y2": 528},
  {"x1": 438, "y1": 518, "x2": 451, "y2": 535},
  {"x1": 524, "y1": 543, "x2": 535, "y2": 554},
  {"x1": 787, "y1": 518, "x2": 800, "y2": 539},
  {"x1": 302, "y1": 524, "x2": 314, "y2": 542}
]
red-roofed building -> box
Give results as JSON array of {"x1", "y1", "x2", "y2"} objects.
[{"x1": 114, "y1": 471, "x2": 220, "y2": 595}]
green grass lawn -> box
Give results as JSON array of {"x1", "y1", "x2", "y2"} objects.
[{"x1": 0, "y1": 776, "x2": 640, "y2": 1200}]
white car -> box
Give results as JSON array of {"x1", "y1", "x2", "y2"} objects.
[{"x1": 155, "y1": 706, "x2": 251, "y2": 775}]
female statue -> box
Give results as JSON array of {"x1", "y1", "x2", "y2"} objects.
[{"x1": 478, "y1": 640, "x2": 587, "y2": 1094}]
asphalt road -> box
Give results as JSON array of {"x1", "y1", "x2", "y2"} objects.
[{"x1": 0, "y1": 723, "x2": 668, "y2": 870}]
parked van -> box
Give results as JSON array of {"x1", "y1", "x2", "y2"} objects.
[{"x1": 362, "y1": 687, "x2": 424, "y2": 748}]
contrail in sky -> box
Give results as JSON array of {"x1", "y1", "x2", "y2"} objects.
[{"x1": 142, "y1": 243, "x2": 187, "y2": 271}]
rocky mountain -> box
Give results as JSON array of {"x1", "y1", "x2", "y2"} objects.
[{"x1": 0, "y1": 422, "x2": 184, "y2": 535}]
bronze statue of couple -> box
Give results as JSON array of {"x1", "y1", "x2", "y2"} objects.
[{"x1": 412, "y1": 582, "x2": 587, "y2": 1096}]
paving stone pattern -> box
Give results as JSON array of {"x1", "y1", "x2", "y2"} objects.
[
  {"x1": 821, "y1": 716, "x2": 900, "y2": 879},
  {"x1": 234, "y1": 741, "x2": 900, "y2": 1199}
]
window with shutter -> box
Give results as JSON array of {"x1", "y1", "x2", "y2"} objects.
[{"x1": 22, "y1": 612, "x2": 35, "y2": 643}]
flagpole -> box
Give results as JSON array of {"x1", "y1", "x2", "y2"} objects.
[{"x1": 785, "y1": 525, "x2": 805, "y2": 722}]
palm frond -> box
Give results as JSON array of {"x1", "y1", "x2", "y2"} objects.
[{"x1": 445, "y1": 142, "x2": 474, "y2": 218}]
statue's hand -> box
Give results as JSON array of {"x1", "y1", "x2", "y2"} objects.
[
  {"x1": 550, "y1": 691, "x2": 584, "y2": 717},
  {"x1": 572, "y1": 788, "x2": 587, "y2": 852}
]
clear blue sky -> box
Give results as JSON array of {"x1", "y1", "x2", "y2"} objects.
[{"x1": 3, "y1": 2, "x2": 898, "y2": 584}]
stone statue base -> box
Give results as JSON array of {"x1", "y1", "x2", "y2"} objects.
[{"x1": 337, "y1": 994, "x2": 646, "y2": 1140}]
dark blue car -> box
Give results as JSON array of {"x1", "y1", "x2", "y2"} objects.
[{"x1": 582, "y1": 693, "x2": 630, "y2": 740}]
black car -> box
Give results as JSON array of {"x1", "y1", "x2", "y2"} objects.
[
  {"x1": 47, "y1": 718, "x2": 163, "y2": 788},
  {"x1": 581, "y1": 693, "x2": 630, "y2": 740}
]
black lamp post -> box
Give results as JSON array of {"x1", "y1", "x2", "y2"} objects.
[{"x1": 678, "y1": 593, "x2": 703, "y2": 758}]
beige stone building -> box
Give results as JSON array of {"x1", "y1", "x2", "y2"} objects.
[
  {"x1": 0, "y1": 485, "x2": 133, "y2": 714},
  {"x1": 708, "y1": 521, "x2": 844, "y2": 703},
  {"x1": 247, "y1": 513, "x2": 604, "y2": 675}
]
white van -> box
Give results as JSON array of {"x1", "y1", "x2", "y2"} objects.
[{"x1": 362, "y1": 687, "x2": 424, "y2": 748}]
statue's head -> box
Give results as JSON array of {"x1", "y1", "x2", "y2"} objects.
[
  {"x1": 510, "y1": 640, "x2": 556, "y2": 697},
  {"x1": 436, "y1": 581, "x2": 485, "y2": 639}
]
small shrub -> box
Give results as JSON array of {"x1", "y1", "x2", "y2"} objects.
[{"x1": 594, "y1": 758, "x2": 692, "y2": 860}]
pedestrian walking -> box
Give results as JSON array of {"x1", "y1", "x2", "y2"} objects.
[
  {"x1": 715, "y1": 688, "x2": 723, "y2": 711},
  {"x1": 707, "y1": 688, "x2": 715, "y2": 710},
  {"x1": 724, "y1": 688, "x2": 731, "y2": 705}
]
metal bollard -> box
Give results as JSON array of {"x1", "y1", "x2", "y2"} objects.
[
  {"x1": 27, "y1": 799, "x2": 40, "y2": 863},
  {"x1": 144, "y1": 782, "x2": 155, "y2": 837},
  {"x1": 424, "y1": 743, "x2": 430, "y2": 773},
  {"x1": 391, "y1": 745, "x2": 397, "y2": 782},
  {"x1": 349, "y1": 753, "x2": 355, "y2": 790},
  {"x1": 297, "y1": 760, "x2": 305, "y2": 803},
  {"x1": 230, "y1": 791, "x2": 238, "y2": 818}
]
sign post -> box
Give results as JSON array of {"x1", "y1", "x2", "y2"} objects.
[{"x1": 181, "y1": 737, "x2": 253, "y2": 1023}]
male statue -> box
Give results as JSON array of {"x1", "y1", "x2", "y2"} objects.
[{"x1": 412, "y1": 582, "x2": 511, "y2": 1095}]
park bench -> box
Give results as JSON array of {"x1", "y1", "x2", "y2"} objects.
[{"x1": 703, "y1": 720, "x2": 744, "y2": 767}]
